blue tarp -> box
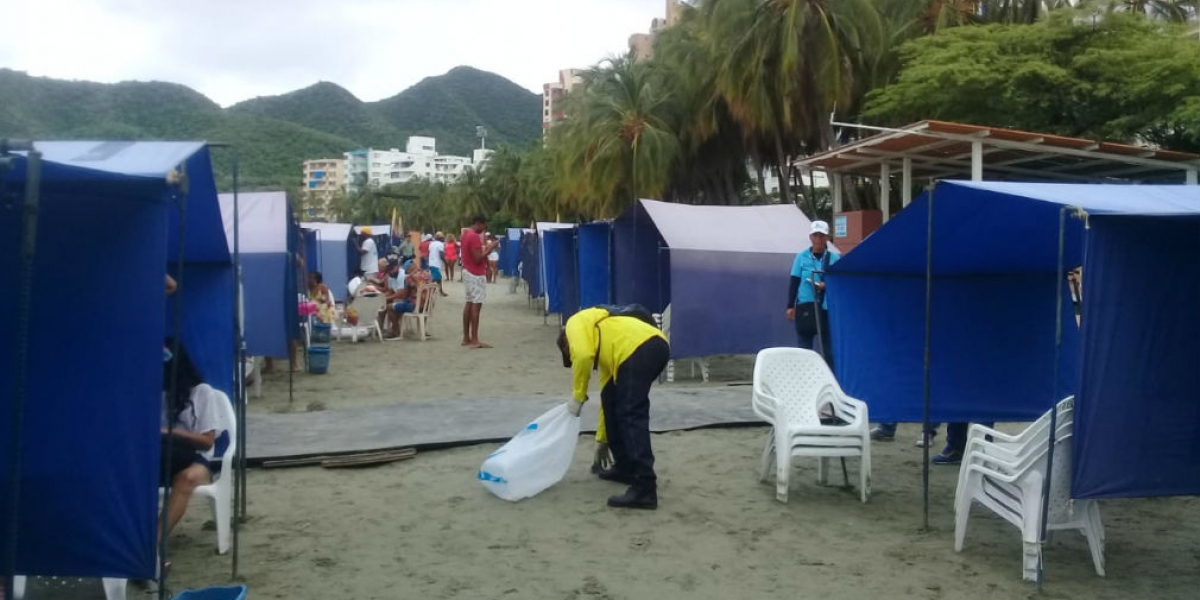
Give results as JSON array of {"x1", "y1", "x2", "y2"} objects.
[
  {"x1": 520, "y1": 231, "x2": 541, "y2": 298},
  {"x1": 502, "y1": 228, "x2": 523, "y2": 276},
  {"x1": 577, "y1": 222, "x2": 612, "y2": 308},
  {"x1": 302, "y1": 228, "x2": 320, "y2": 275},
  {"x1": 220, "y1": 192, "x2": 297, "y2": 358},
  {"x1": 301, "y1": 223, "x2": 353, "y2": 301},
  {"x1": 1, "y1": 141, "x2": 233, "y2": 580},
  {"x1": 827, "y1": 180, "x2": 1199, "y2": 500},
  {"x1": 544, "y1": 229, "x2": 579, "y2": 318}
]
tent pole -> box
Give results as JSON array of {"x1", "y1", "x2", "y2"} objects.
[
  {"x1": 160, "y1": 161, "x2": 190, "y2": 600},
  {"x1": 921, "y1": 183, "x2": 936, "y2": 532},
  {"x1": 3, "y1": 145, "x2": 39, "y2": 600},
  {"x1": 230, "y1": 149, "x2": 246, "y2": 582},
  {"x1": 1036, "y1": 206, "x2": 1069, "y2": 590}
]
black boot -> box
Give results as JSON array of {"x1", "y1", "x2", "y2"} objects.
[
  {"x1": 607, "y1": 485, "x2": 658, "y2": 510},
  {"x1": 596, "y1": 468, "x2": 637, "y2": 485}
]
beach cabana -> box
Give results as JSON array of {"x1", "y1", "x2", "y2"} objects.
[
  {"x1": 535, "y1": 222, "x2": 574, "y2": 313},
  {"x1": 1, "y1": 141, "x2": 235, "y2": 580},
  {"x1": 543, "y1": 228, "x2": 579, "y2": 318},
  {"x1": 220, "y1": 191, "x2": 299, "y2": 358},
  {"x1": 612, "y1": 200, "x2": 821, "y2": 358},
  {"x1": 577, "y1": 222, "x2": 613, "y2": 308},
  {"x1": 301, "y1": 222, "x2": 354, "y2": 301},
  {"x1": 825, "y1": 180, "x2": 1199, "y2": 499}
]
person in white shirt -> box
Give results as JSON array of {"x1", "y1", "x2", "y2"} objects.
[
  {"x1": 428, "y1": 232, "x2": 448, "y2": 297},
  {"x1": 358, "y1": 227, "x2": 379, "y2": 276},
  {"x1": 160, "y1": 339, "x2": 228, "y2": 539}
]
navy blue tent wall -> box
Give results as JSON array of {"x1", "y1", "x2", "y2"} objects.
[
  {"x1": 612, "y1": 203, "x2": 669, "y2": 313},
  {"x1": 1073, "y1": 214, "x2": 1200, "y2": 499},
  {"x1": 524, "y1": 232, "x2": 543, "y2": 299},
  {"x1": 0, "y1": 142, "x2": 233, "y2": 580},
  {"x1": 220, "y1": 192, "x2": 297, "y2": 358},
  {"x1": 300, "y1": 223, "x2": 353, "y2": 301},
  {"x1": 502, "y1": 228, "x2": 523, "y2": 276},
  {"x1": 577, "y1": 222, "x2": 612, "y2": 308},
  {"x1": 543, "y1": 228, "x2": 579, "y2": 317},
  {"x1": 303, "y1": 228, "x2": 320, "y2": 274}
]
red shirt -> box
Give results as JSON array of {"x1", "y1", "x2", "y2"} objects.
[
  {"x1": 461, "y1": 230, "x2": 486, "y2": 276},
  {"x1": 419, "y1": 240, "x2": 431, "y2": 258}
]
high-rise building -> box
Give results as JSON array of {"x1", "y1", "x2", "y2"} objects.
[
  {"x1": 302, "y1": 158, "x2": 347, "y2": 219},
  {"x1": 630, "y1": 0, "x2": 686, "y2": 62},
  {"x1": 542, "y1": 68, "x2": 584, "y2": 139}
]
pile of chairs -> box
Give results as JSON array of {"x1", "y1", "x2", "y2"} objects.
[{"x1": 953, "y1": 396, "x2": 1106, "y2": 581}]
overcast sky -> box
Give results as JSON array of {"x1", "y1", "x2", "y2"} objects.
[{"x1": 1, "y1": 0, "x2": 667, "y2": 106}]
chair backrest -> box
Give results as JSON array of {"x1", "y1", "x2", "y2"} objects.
[
  {"x1": 753, "y1": 348, "x2": 842, "y2": 429},
  {"x1": 415, "y1": 283, "x2": 438, "y2": 315},
  {"x1": 212, "y1": 389, "x2": 237, "y2": 464},
  {"x1": 352, "y1": 292, "x2": 386, "y2": 323}
]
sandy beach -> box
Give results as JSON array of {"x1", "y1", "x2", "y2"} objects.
[{"x1": 160, "y1": 276, "x2": 1199, "y2": 600}]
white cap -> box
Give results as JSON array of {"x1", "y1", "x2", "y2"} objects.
[{"x1": 810, "y1": 220, "x2": 830, "y2": 236}]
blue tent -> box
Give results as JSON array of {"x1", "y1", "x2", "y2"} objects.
[
  {"x1": 577, "y1": 222, "x2": 613, "y2": 308},
  {"x1": 1, "y1": 141, "x2": 234, "y2": 580},
  {"x1": 535, "y1": 222, "x2": 573, "y2": 312},
  {"x1": 827, "y1": 180, "x2": 1198, "y2": 499},
  {"x1": 501, "y1": 228, "x2": 524, "y2": 276},
  {"x1": 302, "y1": 227, "x2": 320, "y2": 275},
  {"x1": 543, "y1": 229, "x2": 580, "y2": 318},
  {"x1": 520, "y1": 231, "x2": 541, "y2": 298},
  {"x1": 613, "y1": 200, "x2": 821, "y2": 358},
  {"x1": 220, "y1": 191, "x2": 299, "y2": 358},
  {"x1": 301, "y1": 222, "x2": 354, "y2": 301}
]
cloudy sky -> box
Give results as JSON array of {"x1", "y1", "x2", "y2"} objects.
[{"x1": 1, "y1": 0, "x2": 667, "y2": 106}]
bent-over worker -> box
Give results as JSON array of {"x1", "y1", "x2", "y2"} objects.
[{"x1": 558, "y1": 307, "x2": 669, "y2": 510}]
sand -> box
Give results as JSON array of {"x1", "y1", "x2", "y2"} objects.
[{"x1": 155, "y1": 276, "x2": 1199, "y2": 599}]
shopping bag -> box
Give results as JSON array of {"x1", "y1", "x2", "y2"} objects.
[{"x1": 478, "y1": 403, "x2": 580, "y2": 501}]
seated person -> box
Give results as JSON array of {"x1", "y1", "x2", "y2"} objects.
[
  {"x1": 383, "y1": 260, "x2": 421, "y2": 338},
  {"x1": 160, "y1": 339, "x2": 228, "y2": 541},
  {"x1": 307, "y1": 271, "x2": 335, "y2": 324}
]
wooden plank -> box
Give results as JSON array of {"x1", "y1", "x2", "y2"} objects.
[
  {"x1": 322, "y1": 449, "x2": 417, "y2": 469},
  {"x1": 261, "y1": 447, "x2": 416, "y2": 469}
]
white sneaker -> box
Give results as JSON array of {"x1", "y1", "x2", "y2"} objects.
[{"x1": 915, "y1": 432, "x2": 937, "y2": 448}]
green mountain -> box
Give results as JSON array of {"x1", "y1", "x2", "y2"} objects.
[{"x1": 0, "y1": 66, "x2": 542, "y2": 190}]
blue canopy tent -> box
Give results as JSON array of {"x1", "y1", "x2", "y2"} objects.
[
  {"x1": 577, "y1": 222, "x2": 613, "y2": 308},
  {"x1": 519, "y1": 230, "x2": 541, "y2": 300},
  {"x1": 302, "y1": 227, "x2": 320, "y2": 275},
  {"x1": 300, "y1": 222, "x2": 354, "y2": 301},
  {"x1": 220, "y1": 191, "x2": 299, "y2": 359},
  {"x1": 535, "y1": 222, "x2": 573, "y2": 317},
  {"x1": 613, "y1": 200, "x2": 821, "y2": 358},
  {"x1": 502, "y1": 228, "x2": 524, "y2": 276},
  {"x1": 543, "y1": 228, "x2": 580, "y2": 320},
  {"x1": 1, "y1": 141, "x2": 235, "y2": 582},
  {"x1": 826, "y1": 181, "x2": 1198, "y2": 551}
]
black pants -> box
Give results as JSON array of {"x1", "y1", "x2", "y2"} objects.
[
  {"x1": 600, "y1": 337, "x2": 670, "y2": 490},
  {"x1": 794, "y1": 303, "x2": 833, "y2": 370},
  {"x1": 945, "y1": 422, "x2": 993, "y2": 454}
]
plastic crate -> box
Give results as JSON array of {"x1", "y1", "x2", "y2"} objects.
[
  {"x1": 172, "y1": 585, "x2": 247, "y2": 600},
  {"x1": 307, "y1": 346, "x2": 331, "y2": 374},
  {"x1": 310, "y1": 322, "x2": 332, "y2": 345}
]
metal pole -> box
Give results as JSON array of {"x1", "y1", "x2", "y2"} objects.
[
  {"x1": 921, "y1": 184, "x2": 936, "y2": 531},
  {"x1": 232, "y1": 150, "x2": 248, "y2": 583},
  {"x1": 160, "y1": 161, "x2": 189, "y2": 600},
  {"x1": 4, "y1": 144, "x2": 39, "y2": 600},
  {"x1": 1036, "y1": 206, "x2": 1069, "y2": 590}
]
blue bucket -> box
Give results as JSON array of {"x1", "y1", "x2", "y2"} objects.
[
  {"x1": 308, "y1": 346, "x2": 331, "y2": 374},
  {"x1": 310, "y1": 322, "x2": 332, "y2": 345},
  {"x1": 172, "y1": 585, "x2": 248, "y2": 600}
]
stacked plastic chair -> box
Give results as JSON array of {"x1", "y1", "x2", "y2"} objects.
[
  {"x1": 752, "y1": 348, "x2": 871, "y2": 503},
  {"x1": 953, "y1": 396, "x2": 1106, "y2": 581}
]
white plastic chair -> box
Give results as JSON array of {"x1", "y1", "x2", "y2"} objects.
[
  {"x1": 191, "y1": 390, "x2": 237, "y2": 554},
  {"x1": 11, "y1": 576, "x2": 127, "y2": 600},
  {"x1": 345, "y1": 293, "x2": 385, "y2": 343},
  {"x1": 243, "y1": 356, "x2": 262, "y2": 400},
  {"x1": 953, "y1": 400, "x2": 1104, "y2": 581},
  {"x1": 753, "y1": 348, "x2": 871, "y2": 503},
  {"x1": 400, "y1": 284, "x2": 438, "y2": 341}
]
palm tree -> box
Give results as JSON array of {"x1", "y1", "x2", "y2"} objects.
[{"x1": 552, "y1": 52, "x2": 681, "y2": 219}]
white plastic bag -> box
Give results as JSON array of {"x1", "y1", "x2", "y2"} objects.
[{"x1": 478, "y1": 403, "x2": 580, "y2": 501}]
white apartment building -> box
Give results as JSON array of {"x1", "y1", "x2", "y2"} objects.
[
  {"x1": 342, "y1": 136, "x2": 483, "y2": 194},
  {"x1": 302, "y1": 158, "x2": 347, "y2": 219}
]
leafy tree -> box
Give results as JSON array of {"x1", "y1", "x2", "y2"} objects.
[{"x1": 862, "y1": 11, "x2": 1200, "y2": 152}]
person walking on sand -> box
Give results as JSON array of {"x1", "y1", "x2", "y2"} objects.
[
  {"x1": 461, "y1": 215, "x2": 499, "y2": 348},
  {"x1": 558, "y1": 306, "x2": 670, "y2": 510}
]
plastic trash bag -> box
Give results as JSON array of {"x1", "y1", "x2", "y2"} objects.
[{"x1": 479, "y1": 403, "x2": 580, "y2": 501}]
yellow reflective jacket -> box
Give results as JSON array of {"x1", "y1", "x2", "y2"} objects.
[{"x1": 564, "y1": 307, "x2": 667, "y2": 443}]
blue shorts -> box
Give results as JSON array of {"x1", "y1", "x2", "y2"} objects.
[
  {"x1": 430, "y1": 267, "x2": 442, "y2": 282},
  {"x1": 393, "y1": 301, "x2": 415, "y2": 314}
]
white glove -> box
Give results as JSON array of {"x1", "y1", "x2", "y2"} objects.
[{"x1": 567, "y1": 398, "x2": 584, "y2": 417}]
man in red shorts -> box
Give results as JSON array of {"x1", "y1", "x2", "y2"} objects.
[{"x1": 461, "y1": 214, "x2": 499, "y2": 348}]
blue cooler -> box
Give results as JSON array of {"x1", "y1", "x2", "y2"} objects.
[
  {"x1": 310, "y1": 322, "x2": 332, "y2": 345},
  {"x1": 172, "y1": 585, "x2": 247, "y2": 600},
  {"x1": 308, "y1": 346, "x2": 331, "y2": 374}
]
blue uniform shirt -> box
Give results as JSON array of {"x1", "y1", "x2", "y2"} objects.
[{"x1": 790, "y1": 248, "x2": 839, "y2": 310}]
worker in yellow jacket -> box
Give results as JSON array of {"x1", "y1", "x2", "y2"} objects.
[{"x1": 557, "y1": 306, "x2": 670, "y2": 509}]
